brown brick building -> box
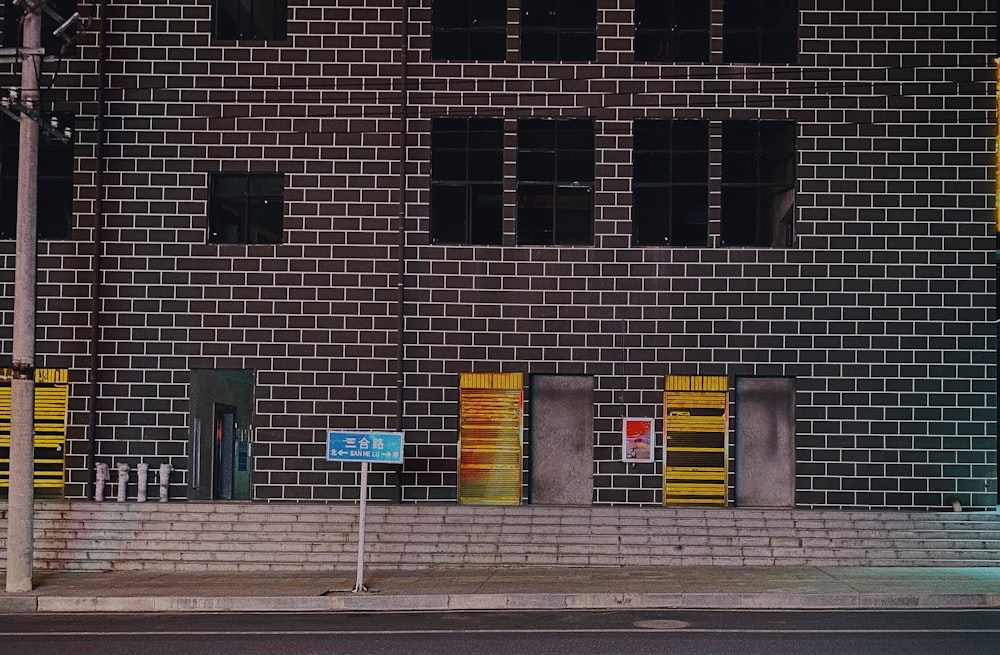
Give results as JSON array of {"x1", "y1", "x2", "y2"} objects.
[{"x1": 0, "y1": 0, "x2": 996, "y2": 509}]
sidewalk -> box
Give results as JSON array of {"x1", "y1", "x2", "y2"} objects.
[{"x1": 1, "y1": 566, "x2": 998, "y2": 613}]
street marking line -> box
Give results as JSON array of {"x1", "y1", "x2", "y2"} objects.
[
  {"x1": 634, "y1": 619, "x2": 691, "y2": 629},
  {"x1": 4, "y1": 628, "x2": 1000, "y2": 637}
]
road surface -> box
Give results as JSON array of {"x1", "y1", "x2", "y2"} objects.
[{"x1": 2, "y1": 608, "x2": 998, "y2": 655}]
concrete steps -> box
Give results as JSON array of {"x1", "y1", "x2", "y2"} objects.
[{"x1": 1, "y1": 501, "x2": 998, "y2": 572}]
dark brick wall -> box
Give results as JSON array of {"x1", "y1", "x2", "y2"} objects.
[{"x1": 0, "y1": 0, "x2": 995, "y2": 508}]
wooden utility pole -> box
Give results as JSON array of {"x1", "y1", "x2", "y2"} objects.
[{"x1": 6, "y1": 2, "x2": 41, "y2": 594}]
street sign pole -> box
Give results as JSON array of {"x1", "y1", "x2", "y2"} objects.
[
  {"x1": 325, "y1": 431, "x2": 404, "y2": 594},
  {"x1": 354, "y1": 460, "x2": 369, "y2": 593}
]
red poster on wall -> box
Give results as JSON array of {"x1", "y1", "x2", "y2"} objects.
[{"x1": 622, "y1": 417, "x2": 654, "y2": 463}]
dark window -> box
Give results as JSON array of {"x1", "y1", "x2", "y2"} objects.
[
  {"x1": 213, "y1": 0, "x2": 287, "y2": 41},
  {"x1": 516, "y1": 118, "x2": 594, "y2": 245},
  {"x1": 431, "y1": 0, "x2": 506, "y2": 61},
  {"x1": 208, "y1": 173, "x2": 284, "y2": 244},
  {"x1": 634, "y1": 0, "x2": 709, "y2": 63},
  {"x1": 2, "y1": 0, "x2": 79, "y2": 55},
  {"x1": 520, "y1": 0, "x2": 596, "y2": 61},
  {"x1": 721, "y1": 120, "x2": 795, "y2": 247},
  {"x1": 632, "y1": 120, "x2": 708, "y2": 246},
  {"x1": 0, "y1": 114, "x2": 74, "y2": 240},
  {"x1": 723, "y1": 0, "x2": 797, "y2": 64},
  {"x1": 430, "y1": 117, "x2": 504, "y2": 245}
]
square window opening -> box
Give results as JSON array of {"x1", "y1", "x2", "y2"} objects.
[
  {"x1": 432, "y1": 0, "x2": 507, "y2": 61},
  {"x1": 722, "y1": 0, "x2": 797, "y2": 64},
  {"x1": 0, "y1": 113, "x2": 75, "y2": 240},
  {"x1": 208, "y1": 172, "x2": 285, "y2": 244},
  {"x1": 516, "y1": 118, "x2": 595, "y2": 246},
  {"x1": 520, "y1": 0, "x2": 596, "y2": 61},
  {"x1": 632, "y1": 119, "x2": 709, "y2": 247},
  {"x1": 634, "y1": 0, "x2": 709, "y2": 63},
  {"x1": 213, "y1": 0, "x2": 288, "y2": 41},
  {"x1": 721, "y1": 120, "x2": 796, "y2": 248},
  {"x1": 431, "y1": 117, "x2": 504, "y2": 245}
]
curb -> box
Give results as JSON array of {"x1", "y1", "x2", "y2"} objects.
[
  {"x1": 0, "y1": 596, "x2": 37, "y2": 613},
  {"x1": 0, "y1": 592, "x2": 996, "y2": 613}
]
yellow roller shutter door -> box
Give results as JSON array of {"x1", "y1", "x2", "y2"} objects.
[
  {"x1": 0, "y1": 368, "x2": 69, "y2": 490},
  {"x1": 458, "y1": 372, "x2": 523, "y2": 505},
  {"x1": 663, "y1": 375, "x2": 728, "y2": 506}
]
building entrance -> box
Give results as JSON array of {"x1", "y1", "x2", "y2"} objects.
[{"x1": 189, "y1": 369, "x2": 254, "y2": 500}]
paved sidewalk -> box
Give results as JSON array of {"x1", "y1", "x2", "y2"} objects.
[{"x1": 1, "y1": 566, "x2": 998, "y2": 613}]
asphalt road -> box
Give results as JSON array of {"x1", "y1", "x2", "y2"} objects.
[{"x1": 2, "y1": 609, "x2": 999, "y2": 655}]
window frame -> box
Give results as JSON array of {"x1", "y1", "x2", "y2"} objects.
[
  {"x1": 632, "y1": 119, "x2": 709, "y2": 247},
  {"x1": 430, "y1": 117, "x2": 505, "y2": 245},
  {"x1": 516, "y1": 118, "x2": 595, "y2": 246},
  {"x1": 520, "y1": 0, "x2": 597, "y2": 62},
  {"x1": 722, "y1": 0, "x2": 798, "y2": 64},
  {"x1": 431, "y1": 0, "x2": 507, "y2": 61},
  {"x1": 212, "y1": 0, "x2": 288, "y2": 41},
  {"x1": 0, "y1": 113, "x2": 75, "y2": 241},
  {"x1": 634, "y1": 0, "x2": 710, "y2": 63},
  {"x1": 207, "y1": 172, "x2": 285, "y2": 245},
  {"x1": 720, "y1": 120, "x2": 796, "y2": 248}
]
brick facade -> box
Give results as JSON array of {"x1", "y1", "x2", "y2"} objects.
[{"x1": 0, "y1": 0, "x2": 996, "y2": 509}]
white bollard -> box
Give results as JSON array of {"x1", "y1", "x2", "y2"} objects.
[
  {"x1": 116, "y1": 463, "x2": 130, "y2": 502},
  {"x1": 94, "y1": 462, "x2": 109, "y2": 501},
  {"x1": 136, "y1": 463, "x2": 149, "y2": 502},
  {"x1": 159, "y1": 463, "x2": 172, "y2": 502}
]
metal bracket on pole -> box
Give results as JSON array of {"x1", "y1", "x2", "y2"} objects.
[
  {"x1": 53, "y1": 11, "x2": 79, "y2": 38},
  {"x1": 1, "y1": 87, "x2": 74, "y2": 142},
  {"x1": 10, "y1": 363, "x2": 34, "y2": 379},
  {"x1": 11, "y1": 0, "x2": 84, "y2": 54}
]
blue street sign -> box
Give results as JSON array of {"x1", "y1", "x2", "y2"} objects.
[{"x1": 326, "y1": 431, "x2": 404, "y2": 464}]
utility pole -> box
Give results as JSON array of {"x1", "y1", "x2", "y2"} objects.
[
  {"x1": 6, "y1": 1, "x2": 41, "y2": 594},
  {"x1": 2, "y1": 0, "x2": 78, "y2": 592}
]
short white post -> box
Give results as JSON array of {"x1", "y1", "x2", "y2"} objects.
[
  {"x1": 94, "y1": 462, "x2": 109, "y2": 501},
  {"x1": 159, "y1": 463, "x2": 172, "y2": 502},
  {"x1": 116, "y1": 463, "x2": 130, "y2": 502},
  {"x1": 353, "y1": 461, "x2": 369, "y2": 593},
  {"x1": 136, "y1": 463, "x2": 148, "y2": 502}
]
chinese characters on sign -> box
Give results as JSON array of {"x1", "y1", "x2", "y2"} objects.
[
  {"x1": 622, "y1": 418, "x2": 654, "y2": 463},
  {"x1": 326, "y1": 431, "x2": 404, "y2": 464}
]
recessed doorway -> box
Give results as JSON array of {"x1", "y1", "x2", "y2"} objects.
[{"x1": 189, "y1": 369, "x2": 254, "y2": 500}]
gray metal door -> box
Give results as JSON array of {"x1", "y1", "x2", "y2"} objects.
[
  {"x1": 530, "y1": 375, "x2": 594, "y2": 505},
  {"x1": 735, "y1": 377, "x2": 796, "y2": 507}
]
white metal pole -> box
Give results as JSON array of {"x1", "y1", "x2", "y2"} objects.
[{"x1": 353, "y1": 461, "x2": 369, "y2": 593}]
